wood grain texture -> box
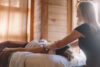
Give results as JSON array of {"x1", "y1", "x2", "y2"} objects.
[
  {"x1": 41, "y1": 0, "x2": 48, "y2": 40},
  {"x1": 67, "y1": 0, "x2": 72, "y2": 34},
  {"x1": 30, "y1": 0, "x2": 34, "y2": 41},
  {"x1": 34, "y1": 0, "x2": 41, "y2": 40},
  {"x1": 48, "y1": 0, "x2": 67, "y2": 42}
]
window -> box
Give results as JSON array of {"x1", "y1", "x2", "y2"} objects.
[{"x1": 0, "y1": 0, "x2": 28, "y2": 42}]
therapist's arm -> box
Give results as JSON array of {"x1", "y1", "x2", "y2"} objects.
[
  {"x1": 45, "y1": 30, "x2": 84, "y2": 50},
  {"x1": 70, "y1": 40, "x2": 78, "y2": 47}
]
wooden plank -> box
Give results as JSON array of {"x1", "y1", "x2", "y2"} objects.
[
  {"x1": 67, "y1": 0, "x2": 73, "y2": 34},
  {"x1": 48, "y1": 5, "x2": 67, "y2": 14},
  {"x1": 72, "y1": 0, "x2": 78, "y2": 29},
  {"x1": 25, "y1": 0, "x2": 28, "y2": 42},
  {"x1": 34, "y1": 0, "x2": 41, "y2": 40},
  {"x1": 48, "y1": 22, "x2": 67, "y2": 26},
  {"x1": 30, "y1": 0, "x2": 34, "y2": 41},
  {"x1": 48, "y1": 32, "x2": 67, "y2": 42},
  {"x1": 41, "y1": 0, "x2": 48, "y2": 40},
  {"x1": 48, "y1": 25, "x2": 67, "y2": 33},
  {"x1": 47, "y1": 0, "x2": 67, "y2": 42},
  {"x1": 48, "y1": 0, "x2": 67, "y2": 6}
]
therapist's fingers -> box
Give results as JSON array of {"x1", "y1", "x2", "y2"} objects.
[{"x1": 42, "y1": 44, "x2": 47, "y2": 49}]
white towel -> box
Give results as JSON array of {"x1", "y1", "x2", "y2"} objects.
[
  {"x1": 25, "y1": 53, "x2": 69, "y2": 67},
  {"x1": 9, "y1": 52, "x2": 32, "y2": 67}
]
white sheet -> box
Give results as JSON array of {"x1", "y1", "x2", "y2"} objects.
[
  {"x1": 25, "y1": 53, "x2": 69, "y2": 67},
  {"x1": 9, "y1": 51, "x2": 86, "y2": 67},
  {"x1": 9, "y1": 52, "x2": 33, "y2": 67},
  {"x1": 9, "y1": 52, "x2": 69, "y2": 67}
]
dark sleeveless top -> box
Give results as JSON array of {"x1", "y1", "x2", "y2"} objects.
[{"x1": 75, "y1": 24, "x2": 100, "y2": 67}]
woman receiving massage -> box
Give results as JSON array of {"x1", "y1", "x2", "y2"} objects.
[{"x1": 3, "y1": 1, "x2": 100, "y2": 67}]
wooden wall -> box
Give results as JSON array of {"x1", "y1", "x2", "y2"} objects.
[
  {"x1": 47, "y1": 0, "x2": 67, "y2": 42},
  {"x1": 72, "y1": 0, "x2": 78, "y2": 29},
  {"x1": 34, "y1": 0, "x2": 41, "y2": 40},
  {"x1": 33, "y1": 0, "x2": 73, "y2": 43},
  {"x1": 41, "y1": 0, "x2": 48, "y2": 41}
]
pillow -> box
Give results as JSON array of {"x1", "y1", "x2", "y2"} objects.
[
  {"x1": 25, "y1": 39, "x2": 51, "y2": 48},
  {"x1": 38, "y1": 39, "x2": 50, "y2": 46},
  {"x1": 25, "y1": 39, "x2": 57, "y2": 54},
  {"x1": 25, "y1": 40, "x2": 40, "y2": 48}
]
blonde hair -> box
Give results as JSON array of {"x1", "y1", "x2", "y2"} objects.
[
  {"x1": 78, "y1": 1, "x2": 96, "y2": 24},
  {"x1": 78, "y1": 1, "x2": 99, "y2": 31}
]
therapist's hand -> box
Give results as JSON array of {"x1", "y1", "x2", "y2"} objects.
[{"x1": 43, "y1": 43, "x2": 57, "y2": 50}]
